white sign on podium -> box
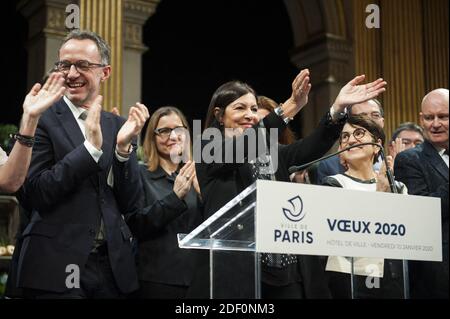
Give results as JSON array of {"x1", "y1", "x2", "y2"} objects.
[{"x1": 256, "y1": 180, "x2": 442, "y2": 261}]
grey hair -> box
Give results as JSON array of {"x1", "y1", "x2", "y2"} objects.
[
  {"x1": 60, "y1": 30, "x2": 111, "y2": 65},
  {"x1": 348, "y1": 98, "x2": 384, "y2": 117},
  {"x1": 391, "y1": 122, "x2": 424, "y2": 142}
]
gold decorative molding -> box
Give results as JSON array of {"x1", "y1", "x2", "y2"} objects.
[
  {"x1": 18, "y1": 0, "x2": 71, "y2": 39},
  {"x1": 352, "y1": 0, "x2": 448, "y2": 141},
  {"x1": 291, "y1": 35, "x2": 353, "y2": 85},
  {"x1": 123, "y1": 0, "x2": 160, "y2": 51},
  {"x1": 381, "y1": 0, "x2": 425, "y2": 140},
  {"x1": 124, "y1": 22, "x2": 146, "y2": 51},
  {"x1": 423, "y1": 0, "x2": 449, "y2": 92},
  {"x1": 352, "y1": 0, "x2": 381, "y2": 84},
  {"x1": 123, "y1": 0, "x2": 158, "y2": 16},
  {"x1": 80, "y1": 0, "x2": 123, "y2": 113}
]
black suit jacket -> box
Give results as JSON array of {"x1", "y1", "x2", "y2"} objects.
[
  {"x1": 15, "y1": 98, "x2": 141, "y2": 294},
  {"x1": 394, "y1": 140, "x2": 449, "y2": 298},
  {"x1": 197, "y1": 112, "x2": 343, "y2": 221},
  {"x1": 126, "y1": 165, "x2": 203, "y2": 288},
  {"x1": 189, "y1": 112, "x2": 343, "y2": 297}
]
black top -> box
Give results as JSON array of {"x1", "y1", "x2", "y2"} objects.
[
  {"x1": 394, "y1": 140, "x2": 449, "y2": 298},
  {"x1": 195, "y1": 111, "x2": 344, "y2": 288},
  {"x1": 126, "y1": 164, "x2": 203, "y2": 286}
]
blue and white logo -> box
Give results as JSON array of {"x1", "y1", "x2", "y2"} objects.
[{"x1": 282, "y1": 195, "x2": 305, "y2": 222}]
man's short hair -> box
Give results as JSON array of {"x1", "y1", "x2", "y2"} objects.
[
  {"x1": 348, "y1": 99, "x2": 384, "y2": 117},
  {"x1": 61, "y1": 30, "x2": 111, "y2": 65},
  {"x1": 391, "y1": 122, "x2": 424, "y2": 142}
]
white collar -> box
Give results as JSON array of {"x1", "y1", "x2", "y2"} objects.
[
  {"x1": 63, "y1": 96, "x2": 87, "y2": 119},
  {"x1": 438, "y1": 148, "x2": 448, "y2": 156}
]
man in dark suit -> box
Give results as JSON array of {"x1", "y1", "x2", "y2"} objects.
[
  {"x1": 12, "y1": 30, "x2": 149, "y2": 298},
  {"x1": 394, "y1": 88, "x2": 449, "y2": 299}
]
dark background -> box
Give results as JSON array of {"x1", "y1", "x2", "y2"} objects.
[{"x1": 2, "y1": 0, "x2": 298, "y2": 132}]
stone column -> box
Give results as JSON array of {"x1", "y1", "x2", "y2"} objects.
[
  {"x1": 80, "y1": 0, "x2": 123, "y2": 112},
  {"x1": 290, "y1": 36, "x2": 353, "y2": 136},
  {"x1": 122, "y1": 0, "x2": 160, "y2": 115},
  {"x1": 18, "y1": 0, "x2": 72, "y2": 90}
]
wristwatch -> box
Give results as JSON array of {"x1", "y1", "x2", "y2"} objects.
[
  {"x1": 274, "y1": 105, "x2": 293, "y2": 124},
  {"x1": 330, "y1": 106, "x2": 348, "y2": 121}
]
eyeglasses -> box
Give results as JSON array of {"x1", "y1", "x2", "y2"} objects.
[
  {"x1": 339, "y1": 127, "x2": 371, "y2": 144},
  {"x1": 154, "y1": 126, "x2": 187, "y2": 139},
  {"x1": 54, "y1": 60, "x2": 106, "y2": 73},
  {"x1": 358, "y1": 112, "x2": 383, "y2": 120}
]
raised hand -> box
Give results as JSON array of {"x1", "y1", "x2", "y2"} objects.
[
  {"x1": 173, "y1": 161, "x2": 195, "y2": 199},
  {"x1": 192, "y1": 166, "x2": 201, "y2": 197},
  {"x1": 388, "y1": 137, "x2": 406, "y2": 165},
  {"x1": 376, "y1": 155, "x2": 393, "y2": 193},
  {"x1": 281, "y1": 69, "x2": 312, "y2": 119},
  {"x1": 111, "y1": 107, "x2": 120, "y2": 116},
  {"x1": 23, "y1": 72, "x2": 66, "y2": 118},
  {"x1": 116, "y1": 102, "x2": 150, "y2": 153},
  {"x1": 85, "y1": 95, "x2": 103, "y2": 150},
  {"x1": 332, "y1": 75, "x2": 387, "y2": 113}
]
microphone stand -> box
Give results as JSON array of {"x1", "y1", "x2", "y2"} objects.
[{"x1": 289, "y1": 142, "x2": 410, "y2": 299}]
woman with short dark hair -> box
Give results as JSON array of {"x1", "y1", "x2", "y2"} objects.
[
  {"x1": 192, "y1": 71, "x2": 387, "y2": 298},
  {"x1": 323, "y1": 114, "x2": 407, "y2": 299}
]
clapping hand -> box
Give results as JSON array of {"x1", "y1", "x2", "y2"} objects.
[
  {"x1": 174, "y1": 161, "x2": 196, "y2": 199},
  {"x1": 332, "y1": 75, "x2": 387, "y2": 113},
  {"x1": 84, "y1": 95, "x2": 103, "y2": 150},
  {"x1": 376, "y1": 155, "x2": 393, "y2": 193},
  {"x1": 388, "y1": 137, "x2": 406, "y2": 165},
  {"x1": 23, "y1": 72, "x2": 66, "y2": 119},
  {"x1": 281, "y1": 69, "x2": 312, "y2": 118},
  {"x1": 116, "y1": 103, "x2": 150, "y2": 154}
]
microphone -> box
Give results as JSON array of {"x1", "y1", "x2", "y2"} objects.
[{"x1": 288, "y1": 142, "x2": 398, "y2": 193}]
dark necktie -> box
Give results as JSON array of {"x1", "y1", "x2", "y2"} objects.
[
  {"x1": 79, "y1": 110, "x2": 88, "y2": 121},
  {"x1": 79, "y1": 110, "x2": 106, "y2": 248}
]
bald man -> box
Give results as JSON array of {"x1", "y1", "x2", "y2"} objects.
[{"x1": 395, "y1": 89, "x2": 449, "y2": 299}]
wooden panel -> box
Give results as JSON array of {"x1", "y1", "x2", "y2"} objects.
[
  {"x1": 352, "y1": 0, "x2": 381, "y2": 88},
  {"x1": 381, "y1": 0, "x2": 425, "y2": 140},
  {"x1": 423, "y1": 0, "x2": 449, "y2": 92},
  {"x1": 80, "y1": 0, "x2": 123, "y2": 113}
]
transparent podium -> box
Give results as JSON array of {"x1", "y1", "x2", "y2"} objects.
[
  {"x1": 178, "y1": 180, "x2": 442, "y2": 299},
  {"x1": 178, "y1": 182, "x2": 260, "y2": 298}
]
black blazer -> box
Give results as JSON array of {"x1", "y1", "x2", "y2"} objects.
[
  {"x1": 197, "y1": 112, "x2": 343, "y2": 220},
  {"x1": 189, "y1": 111, "x2": 343, "y2": 297},
  {"x1": 16, "y1": 98, "x2": 141, "y2": 294},
  {"x1": 394, "y1": 140, "x2": 449, "y2": 298},
  {"x1": 126, "y1": 165, "x2": 203, "y2": 287}
]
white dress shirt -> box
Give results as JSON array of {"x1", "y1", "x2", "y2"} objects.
[{"x1": 0, "y1": 146, "x2": 7, "y2": 166}]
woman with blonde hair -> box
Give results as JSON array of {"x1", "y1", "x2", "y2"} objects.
[{"x1": 126, "y1": 106, "x2": 203, "y2": 298}]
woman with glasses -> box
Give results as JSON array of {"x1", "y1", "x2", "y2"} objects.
[
  {"x1": 322, "y1": 115, "x2": 407, "y2": 299},
  {"x1": 126, "y1": 106, "x2": 203, "y2": 298},
  {"x1": 188, "y1": 71, "x2": 387, "y2": 299}
]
